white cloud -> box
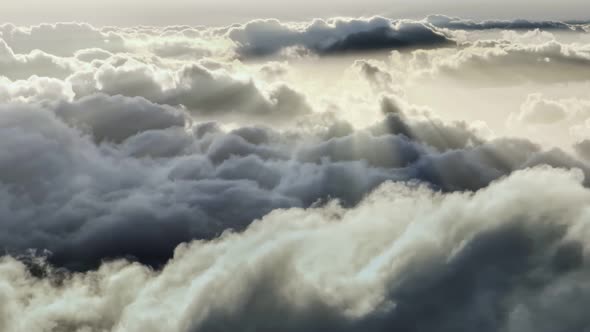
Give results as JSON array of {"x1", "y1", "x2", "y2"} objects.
[
  {"x1": 69, "y1": 58, "x2": 312, "y2": 123},
  {"x1": 413, "y1": 40, "x2": 590, "y2": 84},
  {"x1": 0, "y1": 39, "x2": 81, "y2": 80}
]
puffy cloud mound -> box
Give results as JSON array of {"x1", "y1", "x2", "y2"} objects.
[
  {"x1": 69, "y1": 58, "x2": 311, "y2": 122},
  {"x1": 574, "y1": 140, "x2": 590, "y2": 160},
  {"x1": 52, "y1": 94, "x2": 189, "y2": 143},
  {"x1": 2, "y1": 167, "x2": 590, "y2": 332},
  {"x1": 0, "y1": 39, "x2": 78, "y2": 80}
]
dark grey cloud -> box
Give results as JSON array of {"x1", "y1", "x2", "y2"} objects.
[
  {"x1": 574, "y1": 140, "x2": 590, "y2": 160},
  {"x1": 1, "y1": 93, "x2": 589, "y2": 271},
  {"x1": 228, "y1": 17, "x2": 454, "y2": 57},
  {"x1": 372, "y1": 96, "x2": 485, "y2": 151},
  {"x1": 52, "y1": 94, "x2": 188, "y2": 143},
  {"x1": 227, "y1": 15, "x2": 590, "y2": 59}
]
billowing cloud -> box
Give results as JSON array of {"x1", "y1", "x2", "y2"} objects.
[
  {"x1": 574, "y1": 140, "x2": 590, "y2": 160},
  {"x1": 69, "y1": 58, "x2": 311, "y2": 122},
  {"x1": 2, "y1": 91, "x2": 590, "y2": 271},
  {"x1": 52, "y1": 94, "x2": 189, "y2": 143},
  {"x1": 0, "y1": 76, "x2": 74, "y2": 102},
  {"x1": 2, "y1": 167, "x2": 590, "y2": 332}
]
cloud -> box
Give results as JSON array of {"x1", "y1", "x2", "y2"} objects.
[
  {"x1": 372, "y1": 95, "x2": 485, "y2": 151},
  {"x1": 0, "y1": 22, "x2": 125, "y2": 56},
  {"x1": 0, "y1": 76, "x2": 74, "y2": 102},
  {"x1": 74, "y1": 48, "x2": 114, "y2": 62},
  {"x1": 0, "y1": 39, "x2": 79, "y2": 79},
  {"x1": 258, "y1": 61, "x2": 290, "y2": 80},
  {"x1": 353, "y1": 60, "x2": 401, "y2": 94},
  {"x1": 2, "y1": 167, "x2": 590, "y2": 332},
  {"x1": 2, "y1": 15, "x2": 590, "y2": 332},
  {"x1": 418, "y1": 40, "x2": 590, "y2": 84},
  {"x1": 52, "y1": 94, "x2": 189, "y2": 143},
  {"x1": 228, "y1": 17, "x2": 454, "y2": 57},
  {"x1": 574, "y1": 140, "x2": 590, "y2": 160},
  {"x1": 512, "y1": 93, "x2": 570, "y2": 125},
  {"x1": 69, "y1": 58, "x2": 312, "y2": 122},
  {"x1": 2, "y1": 91, "x2": 590, "y2": 271},
  {"x1": 426, "y1": 15, "x2": 587, "y2": 32},
  {"x1": 163, "y1": 65, "x2": 311, "y2": 120},
  {"x1": 506, "y1": 94, "x2": 590, "y2": 144}
]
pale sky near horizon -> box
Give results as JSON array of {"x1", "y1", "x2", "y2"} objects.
[{"x1": 1, "y1": 0, "x2": 589, "y2": 26}]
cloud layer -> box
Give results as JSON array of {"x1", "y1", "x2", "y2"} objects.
[
  {"x1": 1, "y1": 14, "x2": 590, "y2": 332},
  {"x1": 3, "y1": 92, "x2": 590, "y2": 272},
  {"x1": 3, "y1": 167, "x2": 590, "y2": 332}
]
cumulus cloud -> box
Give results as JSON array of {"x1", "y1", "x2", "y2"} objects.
[
  {"x1": 0, "y1": 76, "x2": 74, "y2": 102},
  {"x1": 513, "y1": 93, "x2": 571, "y2": 124},
  {"x1": 2, "y1": 167, "x2": 590, "y2": 332},
  {"x1": 52, "y1": 94, "x2": 189, "y2": 143},
  {"x1": 68, "y1": 57, "x2": 311, "y2": 122},
  {"x1": 416, "y1": 40, "x2": 590, "y2": 84},
  {"x1": 258, "y1": 61, "x2": 290, "y2": 80},
  {"x1": 224, "y1": 15, "x2": 590, "y2": 59},
  {"x1": 228, "y1": 17, "x2": 454, "y2": 57}
]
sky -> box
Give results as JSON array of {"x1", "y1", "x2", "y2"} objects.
[
  {"x1": 2, "y1": 0, "x2": 590, "y2": 25},
  {"x1": 1, "y1": 2, "x2": 590, "y2": 332}
]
